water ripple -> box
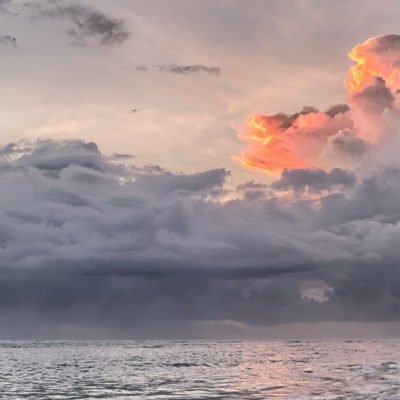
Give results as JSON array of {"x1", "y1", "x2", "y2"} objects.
[{"x1": 1, "y1": 340, "x2": 400, "y2": 399}]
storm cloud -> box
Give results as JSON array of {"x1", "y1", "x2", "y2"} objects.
[{"x1": 1, "y1": 138, "x2": 400, "y2": 337}]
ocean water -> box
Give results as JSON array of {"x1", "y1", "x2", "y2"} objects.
[{"x1": 1, "y1": 340, "x2": 400, "y2": 399}]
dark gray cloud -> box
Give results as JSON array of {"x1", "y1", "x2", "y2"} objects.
[
  {"x1": 2, "y1": 139, "x2": 400, "y2": 337},
  {"x1": 325, "y1": 104, "x2": 350, "y2": 118},
  {"x1": 27, "y1": 1, "x2": 129, "y2": 46},
  {"x1": 13, "y1": 139, "x2": 103, "y2": 171},
  {"x1": 237, "y1": 181, "x2": 268, "y2": 192},
  {"x1": 0, "y1": 35, "x2": 16, "y2": 47},
  {"x1": 136, "y1": 64, "x2": 221, "y2": 76},
  {"x1": 236, "y1": 181, "x2": 268, "y2": 201},
  {"x1": 352, "y1": 77, "x2": 395, "y2": 114},
  {"x1": 272, "y1": 168, "x2": 356, "y2": 193},
  {"x1": 319, "y1": 168, "x2": 400, "y2": 224},
  {"x1": 133, "y1": 168, "x2": 228, "y2": 196},
  {"x1": 160, "y1": 65, "x2": 221, "y2": 75},
  {"x1": 327, "y1": 129, "x2": 370, "y2": 157},
  {"x1": 0, "y1": 141, "x2": 32, "y2": 158}
]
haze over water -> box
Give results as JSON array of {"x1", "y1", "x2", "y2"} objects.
[{"x1": 2, "y1": 340, "x2": 400, "y2": 399}]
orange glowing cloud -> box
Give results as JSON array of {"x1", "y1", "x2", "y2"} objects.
[
  {"x1": 236, "y1": 114, "x2": 306, "y2": 172},
  {"x1": 346, "y1": 35, "x2": 400, "y2": 94},
  {"x1": 236, "y1": 107, "x2": 353, "y2": 173},
  {"x1": 236, "y1": 34, "x2": 400, "y2": 174}
]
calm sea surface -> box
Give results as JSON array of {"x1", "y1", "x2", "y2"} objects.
[{"x1": 1, "y1": 340, "x2": 400, "y2": 399}]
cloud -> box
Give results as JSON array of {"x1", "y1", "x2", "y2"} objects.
[
  {"x1": 1, "y1": 137, "x2": 400, "y2": 337},
  {"x1": 133, "y1": 168, "x2": 229, "y2": 196},
  {"x1": 0, "y1": 35, "x2": 16, "y2": 47},
  {"x1": 0, "y1": 0, "x2": 12, "y2": 11},
  {"x1": 272, "y1": 168, "x2": 356, "y2": 193},
  {"x1": 159, "y1": 65, "x2": 221, "y2": 75},
  {"x1": 236, "y1": 107, "x2": 352, "y2": 172},
  {"x1": 27, "y1": 1, "x2": 129, "y2": 46},
  {"x1": 325, "y1": 104, "x2": 350, "y2": 118},
  {"x1": 236, "y1": 181, "x2": 268, "y2": 192},
  {"x1": 236, "y1": 181, "x2": 268, "y2": 200},
  {"x1": 351, "y1": 77, "x2": 394, "y2": 114},
  {"x1": 325, "y1": 129, "x2": 370, "y2": 158},
  {"x1": 135, "y1": 64, "x2": 221, "y2": 76},
  {"x1": 346, "y1": 34, "x2": 400, "y2": 94},
  {"x1": 5, "y1": 33, "x2": 400, "y2": 337},
  {"x1": 12, "y1": 139, "x2": 105, "y2": 171},
  {"x1": 110, "y1": 153, "x2": 135, "y2": 160},
  {"x1": 235, "y1": 34, "x2": 400, "y2": 174}
]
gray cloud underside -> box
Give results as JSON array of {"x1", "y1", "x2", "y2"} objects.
[
  {"x1": 1, "y1": 139, "x2": 400, "y2": 335},
  {"x1": 272, "y1": 168, "x2": 356, "y2": 193}
]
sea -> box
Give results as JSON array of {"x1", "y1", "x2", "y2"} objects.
[{"x1": 1, "y1": 340, "x2": 400, "y2": 399}]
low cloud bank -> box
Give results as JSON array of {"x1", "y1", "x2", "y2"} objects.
[{"x1": 0, "y1": 138, "x2": 400, "y2": 337}]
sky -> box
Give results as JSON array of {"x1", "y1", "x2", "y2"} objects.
[{"x1": 3, "y1": 0, "x2": 400, "y2": 338}]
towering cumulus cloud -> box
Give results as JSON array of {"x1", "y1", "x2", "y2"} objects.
[
  {"x1": 346, "y1": 35, "x2": 400, "y2": 94},
  {"x1": 236, "y1": 34, "x2": 400, "y2": 173}
]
